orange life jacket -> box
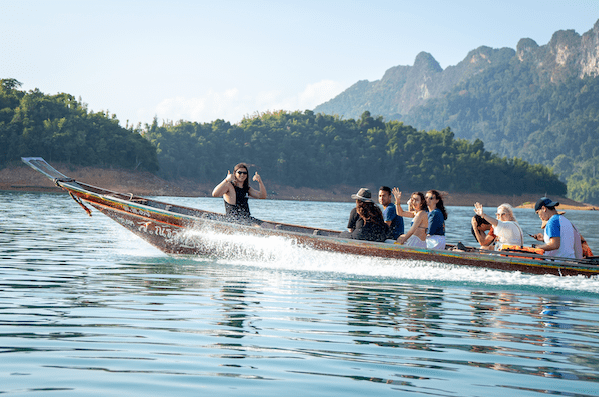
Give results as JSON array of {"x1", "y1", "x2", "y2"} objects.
[
  {"x1": 499, "y1": 245, "x2": 545, "y2": 260},
  {"x1": 582, "y1": 236, "x2": 593, "y2": 258}
]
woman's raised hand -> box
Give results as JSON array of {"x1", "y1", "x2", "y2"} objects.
[
  {"x1": 226, "y1": 170, "x2": 235, "y2": 183},
  {"x1": 253, "y1": 172, "x2": 262, "y2": 183},
  {"x1": 473, "y1": 202, "x2": 484, "y2": 217},
  {"x1": 392, "y1": 187, "x2": 401, "y2": 203}
]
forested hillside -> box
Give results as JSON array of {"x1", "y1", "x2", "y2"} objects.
[
  {"x1": 0, "y1": 79, "x2": 566, "y2": 197},
  {"x1": 403, "y1": 67, "x2": 599, "y2": 204},
  {"x1": 0, "y1": 79, "x2": 158, "y2": 172},
  {"x1": 143, "y1": 110, "x2": 565, "y2": 196},
  {"x1": 314, "y1": 20, "x2": 599, "y2": 204}
]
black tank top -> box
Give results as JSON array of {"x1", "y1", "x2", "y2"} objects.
[{"x1": 224, "y1": 184, "x2": 251, "y2": 219}]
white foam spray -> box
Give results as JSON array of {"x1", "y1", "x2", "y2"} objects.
[{"x1": 176, "y1": 226, "x2": 599, "y2": 294}]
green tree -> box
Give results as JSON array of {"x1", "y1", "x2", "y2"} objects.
[
  {"x1": 144, "y1": 110, "x2": 565, "y2": 195},
  {"x1": 0, "y1": 81, "x2": 158, "y2": 172}
]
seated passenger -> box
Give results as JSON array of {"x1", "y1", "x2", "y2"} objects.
[
  {"x1": 378, "y1": 186, "x2": 404, "y2": 239},
  {"x1": 391, "y1": 187, "x2": 418, "y2": 219},
  {"x1": 341, "y1": 188, "x2": 389, "y2": 242},
  {"x1": 470, "y1": 215, "x2": 496, "y2": 250},
  {"x1": 212, "y1": 163, "x2": 266, "y2": 225},
  {"x1": 473, "y1": 202, "x2": 523, "y2": 250},
  {"x1": 425, "y1": 190, "x2": 448, "y2": 250},
  {"x1": 535, "y1": 208, "x2": 591, "y2": 258},
  {"x1": 394, "y1": 192, "x2": 428, "y2": 248},
  {"x1": 531, "y1": 197, "x2": 582, "y2": 259}
]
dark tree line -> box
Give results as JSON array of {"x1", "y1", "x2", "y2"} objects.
[
  {"x1": 0, "y1": 79, "x2": 158, "y2": 172},
  {"x1": 0, "y1": 78, "x2": 566, "y2": 197},
  {"x1": 144, "y1": 110, "x2": 566, "y2": 196}
]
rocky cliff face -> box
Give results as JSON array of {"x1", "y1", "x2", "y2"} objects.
[
  {"x1": 314, "y1": 46, "x2": 514, "y2": 119},
  {"x1": 518, "y1": 26, "x2": 595, "y2": 83},
  {"x1": 580, "y1": 20, "x2": 599, "y2": 78},
  {"x1": 315, "y1": 18, "x2": 599, "y2": 120}
]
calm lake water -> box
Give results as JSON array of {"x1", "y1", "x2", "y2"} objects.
[{"x1": 2, "y1": 191, "x2": 599, "y2": 396}]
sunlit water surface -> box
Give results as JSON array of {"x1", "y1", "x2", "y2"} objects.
[{"x1": 2, "y1": 191, "x2": 599, "y2": 396}]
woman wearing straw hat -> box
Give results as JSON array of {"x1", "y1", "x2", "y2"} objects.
[{"x1": 342, "y1": 188, "x2": 389, "y2": 242}]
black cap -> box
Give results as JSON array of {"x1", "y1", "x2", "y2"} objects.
[{"x1": 534, "y1": 197, "x2": 559, "y2": 211}]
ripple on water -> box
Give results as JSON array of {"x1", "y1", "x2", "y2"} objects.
[{"x1": 2, "y1": 192, "x2": 599, "y2": 396}]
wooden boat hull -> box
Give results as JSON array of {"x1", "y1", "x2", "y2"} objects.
[{"x1": 22, "y1": 157, "x2": 599, "y2": 277}]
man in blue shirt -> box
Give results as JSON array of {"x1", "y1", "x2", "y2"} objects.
[
  {"x1": 378, "y1": 186, "x2": 404, "y2": 239},
  {"x1": 532, "y1": 197, "x2": 582, "y2": 259}
]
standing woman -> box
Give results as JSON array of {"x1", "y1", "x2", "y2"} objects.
[
  {"x1": 395, "y1": 192, "x2": 428, "y2": 248},
  {"x1": 212, "y1": 163, "x2": 266, "y2": 224},
  {"x1": 425, "y1": 190, "x2": 447, "y2": 250}
]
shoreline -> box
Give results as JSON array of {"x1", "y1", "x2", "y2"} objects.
[{"x1": 3, "y1": 163, "x2": 597, "y2": 210}]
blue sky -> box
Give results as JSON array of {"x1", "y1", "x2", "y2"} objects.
[{"x1": 2, "y1": 0, "x2": 598, "y2": 127}]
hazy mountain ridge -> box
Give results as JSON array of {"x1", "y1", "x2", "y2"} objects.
[
  {"x1": 314, "y1": 47, "x2": 515, "y2": 119},
  {"x1": 313, "y1": 19, "x2": 599, "y2": 204},
  {"x1": 315, "y1": 19, "x2": 599, "y2": 120}
]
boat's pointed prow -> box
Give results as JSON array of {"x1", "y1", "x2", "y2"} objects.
[{"x1": 21, "y1": 157, "x2": 71, "y2": 181}]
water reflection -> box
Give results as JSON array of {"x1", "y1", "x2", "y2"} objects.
[
  {"x1": 3, "y1": 191, "x2": 599, "y2": 396},
  {"x1": 216, "y1": 282, "x2": 257, "y2": 338},
  {"x1": 342, "y1": 281, "x2": 599, "y2": 391},
  {"x1": 346, "y1": 284, "x2": 443, "y2": 326},
  {"x1": 343, "y1": 282, "x2": 450, "y2": 388}
]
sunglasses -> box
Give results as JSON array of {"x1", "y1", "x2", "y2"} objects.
[{"x1": 236, "y1": 171, "x2": 248, "y2": 175}]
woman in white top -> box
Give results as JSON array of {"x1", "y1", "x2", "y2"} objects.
[
  {"x1": 392, "y1": 189, "x2": 428, "y2": 248},
  {"x1": 473, "y1": 202, "x2": 523, "y2": 250}
]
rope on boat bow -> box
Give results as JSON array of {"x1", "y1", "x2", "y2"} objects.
[
  {"x1": 68, "y1": 192, "x2": 92, "y2": 217},
  {"x1": 51, "y1": 177, "x2": 92, "y2": 217}
]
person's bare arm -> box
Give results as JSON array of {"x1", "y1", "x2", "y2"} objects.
[
  {"x1": 248, "y1": 172, "x2": 267, "y2": 199},
  {"x1": 536, "y1": 237, "x2": 560, "y2": 252},
  {"x1": 392, "y1": 187, "x2": 414, "y2": 218},
  {"x1": 397, "y1": 211, "x2": 426, "y2": 244},
  {"x1": 474, "y1": 202, "x2": 498, "y2": 226},
  {"x1": 212, "y1": 171, "x2": 235, "y2": 197}
]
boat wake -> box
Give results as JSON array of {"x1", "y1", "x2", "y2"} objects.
[{"x1": 176, "y1": 227, "x2": 599, "y2": 295}]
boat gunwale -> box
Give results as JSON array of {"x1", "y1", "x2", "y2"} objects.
[
  {"x1": 21, "y1": 157, "x2": 599, "y2": 277},
  {"x1": 75, "y1": 183, "x2": 599, "y2": 275}
]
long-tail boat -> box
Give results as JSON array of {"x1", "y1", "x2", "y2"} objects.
[{"x1": 22, "y1": 157, "x2": 599, "y2": 277}]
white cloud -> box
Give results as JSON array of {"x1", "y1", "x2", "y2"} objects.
[
  {"x1": 263, "y1": 80, "x2": 346, "y2": 113},
  {"x1": 298, "y1": 80, "x2": 345, "y2": 109},
  {"x1": 151, "y1": 80, "x2": 345, "y2": 124},
  {"x1": 153, "y1": 88, "x2": 244, "y2": 123}
]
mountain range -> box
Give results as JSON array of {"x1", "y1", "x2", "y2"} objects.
[
  {"x1": 314, "y1": 19, "x2": 599, "y2": 204},
  {"x1": 315, "y1": 20, "x2": 599, "y2": 120}
]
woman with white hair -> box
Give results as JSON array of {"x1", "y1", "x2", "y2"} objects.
[{"x1": 473, "y1": 202, "x2": 523, "y2": 250}]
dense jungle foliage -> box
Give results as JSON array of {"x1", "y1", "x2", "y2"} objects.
[
  {"x1": 401, "y1": 65, "x2": 599, "y2": 204},
  {"x1": 0, "y1": 79, "x2": 159, "y2": 172},
  {"x1": 143, "y1": 110, "x2": 566, "y2": 195},
  {"x1": 0, "y1": 78, "x2": 565, "y2": 196}
]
